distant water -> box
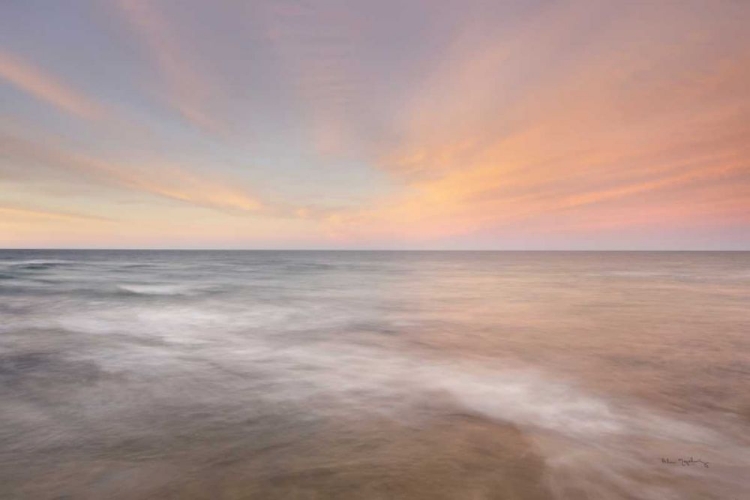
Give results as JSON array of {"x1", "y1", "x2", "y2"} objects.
[{"x1": 1, "y1": 250, "x2": 748, "y2": 499}]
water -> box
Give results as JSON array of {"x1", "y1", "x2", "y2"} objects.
[{"x1": 0, "y1": 250, "x2": 748, "y2": 499}]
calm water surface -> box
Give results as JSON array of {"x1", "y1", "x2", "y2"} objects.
[{"x1": 0, "y1": 251, "x2": 748, "y2": 499}]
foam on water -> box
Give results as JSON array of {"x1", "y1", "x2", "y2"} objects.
[
  {"x1": 1, "y1": 259, "x2": 75, "y2": 266},
  {"x1": 117, "y1": 283, "x2": 208, "y2": 296}
]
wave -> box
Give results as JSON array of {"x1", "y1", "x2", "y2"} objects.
[
  {"x1": 1, "y1": 259, "x2": 77, "y2": 271},
  {"x1": 116, "y1": 284, "x2": 210, "y2": 296}
]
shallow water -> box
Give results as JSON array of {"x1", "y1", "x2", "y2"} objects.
[{"x1": 0, "y1": 250, "x2": 748, "y2": 499}]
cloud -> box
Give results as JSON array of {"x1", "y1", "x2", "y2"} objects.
[
  {"x1": 115, "y1": 0, "x2": 218, "y2": 131},
  {"x1": 3, "y1": 0, "x2": 749, "y2": 248},
  {"x1": 0, "y1": 203, "x2": 111, "y2": 223},
  {"x1": 0, "y1": 133, "x2": 263, "y2": 214},
  {"x1": 263, "y1": 0, "x2": 365, "y2": 156},
  {"x1": 322, "y1": 1, "x2": 750, "y2": 244},
  {"x1": 0, "y1": 49, "x2": 104, "y2": 120}
]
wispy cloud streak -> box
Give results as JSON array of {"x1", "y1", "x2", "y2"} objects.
[
  {"x1": 0, "y1": 203, "x2": 111, "y2": 223},
  {"x1": 1, "y1": 133, "x2": 263, "y2": 214},
  {"x1": 115, "y1": 0, "x2": 217, "y2": 130},
  {"x1": 264, "y1": 0, "x2": 365, "y2": 155},
  {"x1": 0, "y1": 49, "x2": 104, "y2": 120}
]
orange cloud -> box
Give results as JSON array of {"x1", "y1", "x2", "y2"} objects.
[
  {"x1": 1, "y1": 133, "x2": 263, "y2": 214},
  {"x1": 322, "y1": 1, "x2": 750, "y2": 244},
  {"x1": 115, "y1": 0, "x2": 217, "y2": 131},
  {"x1": 0, "y1": 49, "x2": 104, "y2": 120},
  {"x1": 0, "y1": 204, "x2": 111, "y2": 223},
  {"x1": 264, "y1": 0, "x2": 364, "y2": 156}
]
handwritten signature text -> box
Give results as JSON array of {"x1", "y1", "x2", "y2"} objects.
[{"x1": 661, "y1": 457, "x2": 709, "y2": 468}]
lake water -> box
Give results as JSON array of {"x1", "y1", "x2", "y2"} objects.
[{"x1": 1, "y1": 250, "x2": 748, "y2": 499}]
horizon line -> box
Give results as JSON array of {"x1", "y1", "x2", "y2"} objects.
[{"x1": 0, "y1": 248, "x2": 748, "y2": 252}]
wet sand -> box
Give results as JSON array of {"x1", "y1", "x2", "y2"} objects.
[{"x1": 4, "y1": 414, "x2": 552, "y2": 500}]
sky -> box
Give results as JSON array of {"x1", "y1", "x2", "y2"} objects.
[{"x1": 1, "y1": 0, "x2": 749, "y2": 249}]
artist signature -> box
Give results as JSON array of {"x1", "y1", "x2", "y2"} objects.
[{"x1": 661, "y1": 457, "x2": 709, "y2": 468}]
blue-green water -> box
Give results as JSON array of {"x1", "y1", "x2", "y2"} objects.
[{"x1": 1, "y1": 251, "x2": 748, "y2": 499}]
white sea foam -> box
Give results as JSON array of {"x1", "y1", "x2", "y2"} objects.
[
  {"x1": 1, "y1": 259, "x2": 75, "y2": 268},
  {"x1": 432, "y1": 368, "x2": 626, "y2": 435},
  {"x1": 117, "y1": 284, "x2": 204, "y2": 296},
  {"x1": 189, "y1": 338, "x2": 713, "y2": 444}
]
